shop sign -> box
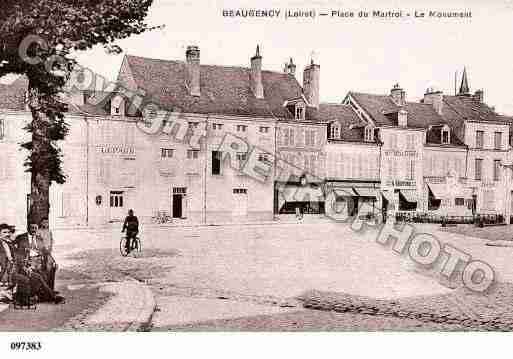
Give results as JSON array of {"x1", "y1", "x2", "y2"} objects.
[
  {"x1": 383, "y1": 150, "x2": 418, "y2": 157},
  {"x1": 481, "y1": 181, "x2": 497, "y2": 188},
  {"x1": 424, "y1": 176, "x2": 446, "y2": 184},
  {"x1": 385, "y1": 179, "x2": 416, "y2": 188},
  {"x1": 97, "y1": 145, "x2": 135, "y2": 155}
]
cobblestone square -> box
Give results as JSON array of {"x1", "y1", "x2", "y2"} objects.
[{"x1": 25, "y1": 221, "x2": 513, "y2": 330}]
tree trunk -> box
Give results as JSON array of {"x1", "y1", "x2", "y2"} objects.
[{"x1": 27, "y1": 85, "x2": 51, "y2": 226}]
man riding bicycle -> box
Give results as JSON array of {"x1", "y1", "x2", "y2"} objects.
[{"x1": 121, "y1": 209, "x2": 139, "y2": 253}]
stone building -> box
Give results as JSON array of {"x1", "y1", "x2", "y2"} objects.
[
  {"x1": 324, "y1": 69, "x2": 513, "y2": 220},
  {"x1": 0, "y1": 46, "x2": 329, "y2": 227},
  {"x1": 1, "y1": 48, "x2": 512, "y2": 228}
]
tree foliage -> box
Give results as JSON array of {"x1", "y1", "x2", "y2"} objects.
[{"x1": 0, "y1": 0, "x2": 157, "y2": 223}]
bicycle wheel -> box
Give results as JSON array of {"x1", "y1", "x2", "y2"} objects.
[
  {"x1": 132, "y1": 237, "x2": 142, "y2": 253},
  {"x1": 120, "y1": 237, "x2": 129, "y2": 257}
]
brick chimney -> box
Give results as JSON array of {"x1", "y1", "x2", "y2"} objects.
[
  {"x1": 398, "y1": 109, "x2": 408, "y2": 127},
  {"x1": 473, "y1": 89, "x2": 484, "y2": 103},
  {"x1": 423, "y1": 87, "x2": 444, "y2": 115},
  {"x1": 250, "y1": 45, "x2": 264, "y2": 99},
  {"x1": 390, "y1": 83, "x2": 406, "y2": 106},
  {"x1": 303, "y1": 59, "x2": 320, "y2": 109},
  {"x1": 186, "y1": 45, "x2": 200, "y2": 97},
  {"x1": 284, "y1": 58, "x2": 296, "y2": 77}
]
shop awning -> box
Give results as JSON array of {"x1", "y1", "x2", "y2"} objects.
[
  {"x1": 354, "y1": 187, "x2": 379, "y2": 198},
  {"x1": 333, "y1": 188, "x2": 358, "y2": 197},
  {"x1": 381, "y1": 191, "x2": 394, "y2": 202},
  {"x1": 428, "y1": 184, "x2": 447, "y2": 199},
  {"x1": 278, "y1": 186, "x2": 324, "y2": 202},
  {"x1": 458, "y1": 188, "x2": 474, "y2": 199},
  {"x1": 400, "y1": 189, "x2": 417, "y2": 203}
]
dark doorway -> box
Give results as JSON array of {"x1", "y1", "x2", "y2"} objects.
[
  {"x1": 382, "y1": 195, "x2": 389, "y2": 223},
  {"x1": 173, "y1": 194, "x2": 183, "y2": 218}
]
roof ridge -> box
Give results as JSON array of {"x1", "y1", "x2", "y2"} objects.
[
  {"x1": 125, "y1": 54, "x2": 292, "y2": 77},
  {"x1": 320, "y1": 102, "x2": 350, "y2": 106},
  {"x1": 350, "y1": 91, "x2": 390, "y2": 97}
]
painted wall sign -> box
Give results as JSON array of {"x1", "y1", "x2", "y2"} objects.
[
  {"x1": 383, "y1": 150, "x2": 418, "y2": 157},
  {"x1": 385, "y1": 179, "x2": 416, "y2": 188},
  {"x1": 97, "y1": 145, "x2": 135, "y2": 155}
]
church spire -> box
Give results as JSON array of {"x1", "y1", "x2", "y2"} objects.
[{"x1": 458, "y1": 67, "x2": 470, "y2": 95}]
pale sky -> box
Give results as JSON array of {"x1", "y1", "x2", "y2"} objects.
[{"x1": 20, "y1": 0, "x2": 513, "y2": 113}]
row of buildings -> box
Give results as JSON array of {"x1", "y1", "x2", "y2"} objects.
[{"x1": 1, "y1": 45, "x2": 512, "y2": 228}]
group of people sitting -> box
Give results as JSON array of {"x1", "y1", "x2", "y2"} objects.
[{"x1": 0, "y1": 218, "x2": 64, "y2": 305}]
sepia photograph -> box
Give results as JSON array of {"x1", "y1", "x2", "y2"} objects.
[{"x1": 0, "y1": 0, "x2": 512, "y2": 357}]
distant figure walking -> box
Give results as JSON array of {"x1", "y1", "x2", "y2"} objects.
[{"x1": 122, "y1": 209, "x2": 139, "y2": 253}]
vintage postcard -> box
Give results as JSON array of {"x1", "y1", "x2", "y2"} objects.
[{"x1": 0, "y1": 0, "x2": 512, "y2": 357}]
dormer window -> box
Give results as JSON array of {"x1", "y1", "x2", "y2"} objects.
[
  {"x1": 364, "y1": 125, "x2": 374, "y2": 142},
  {"x1": 295, "y1": 103, "x2": 305, "y2": 120},
  {"x1": 398, "y1": 109, "x2": 408, "y2": 127},
  {"x1": 441, "y1": 125, "x2": 450, "y2": 144},
  {"x1": 111, "y1": 95, "x2": 125, "y2": 116},
  {"x1": 330, "y1": 121, "x2": 341, "y2": 139}
]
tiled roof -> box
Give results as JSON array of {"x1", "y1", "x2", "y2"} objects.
[
  {"x1": 348, "y1": 92, "x2": 397, "y2": 126},
  {"x1": 497, "y1": 114, "x2": 513, "y2": 145},
  {"x1": 313, "y1": 103, "x2": 367, "y2": 141},
  {"x1": 348, "y1": 91, "x2": 466, "y2": 146},
  {"x1": 442, "y1": 95, "x2": 507, "y2": 123},
  {"x1": 349, "y1": 91, "x2": 451, "y2": 129},
  {"x1": 117, "y1": 55, "x2": 305, "y2": 119}
]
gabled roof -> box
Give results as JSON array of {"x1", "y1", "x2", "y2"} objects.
[
  {"x1": 442, "y1": 95, "x2": 507, "y2": 124},
  {"x1": 347, "y1": 91, "x2": 467, "y2": 147},
  {"x1": 117, "y1": 54, "x2": 305, "y2": 119},
  {"x1": 349, "y1": 91, "x2": 453, "y2": 128},
  {"x1": 0, "y1": 76, "x2": 110, "y2": 116},
  {"x1": 347, "y1": 92, "x2": 397, "y2": 126},
  {"x1": 313, "y1": 103, "x2": 367, "y2": 142}
]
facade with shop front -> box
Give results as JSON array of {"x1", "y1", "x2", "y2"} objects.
[
  {"x1": 0, "y1": 47, "x2": 333, "y2": 227},
  {"x1": 1, "y1": 53, "x2": 513, "y2": 228},
  {"x1": 325, "y1": 72, "x2": 513, "y2": 222}
]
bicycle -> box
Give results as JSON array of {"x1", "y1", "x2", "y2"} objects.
[
  {"x1": 120, "y1": 235, "x2": 142, "y2": 257},
  {"x1": 151, "y1": 211, "x2": 172, "y2": 224}
]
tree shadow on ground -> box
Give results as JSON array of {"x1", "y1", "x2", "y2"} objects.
[{"x1": 60, "y1": 248, "x2": 180, "y2": 284}]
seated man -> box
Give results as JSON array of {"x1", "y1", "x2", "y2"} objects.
[
  {"x1": 0, "y1": 223, "x2": 15, "y2": 286},
  {"x1": 14, "y1": 223, "x2": 63, "y2": 304},
  {"x1": 10, "y1": 262, "x2": 60, "y2": 304},
  {"x1": 36, "y1": 218, "x2": 57, "y2": 290},
  {"x1": 121, "y1": 209, "x2": 139, "y2": 252}
]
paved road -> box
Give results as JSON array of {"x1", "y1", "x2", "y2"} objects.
[{"x1": 51, "y1": 222, "x2": 467, "y2": 330}]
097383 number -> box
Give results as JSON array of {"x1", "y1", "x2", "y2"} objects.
[{"x1": 10, "y1": 342, "x2": 42, "y2": 351}]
